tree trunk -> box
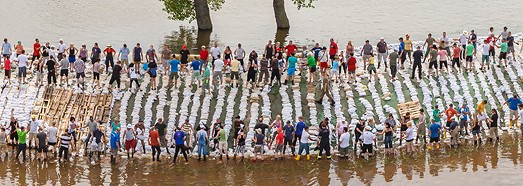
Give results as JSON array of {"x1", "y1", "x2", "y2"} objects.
[
  {"x1": 194, "y1": 0, "x2": 213, "y2": 30},
  {"x1": 273, "y1": 0, "x2": 290, "y2": 29}
]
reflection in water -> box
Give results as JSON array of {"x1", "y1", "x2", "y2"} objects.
[
  {"x1": 163, "y1": 26, "x2": 214, "y2": 53},
  {"x1": 275, "y1": 28, "x2": 290, "y2": 45},
  {"x1": 0, "y1": 135, "x2": 523, "y2": 185}
]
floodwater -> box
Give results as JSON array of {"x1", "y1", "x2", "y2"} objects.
[
  {"x1": 2, "y1": 0, "x2": 523, "y2": 51},
  {"x1": 0, "y1": 134, "x2": 523, "y2": 185}
]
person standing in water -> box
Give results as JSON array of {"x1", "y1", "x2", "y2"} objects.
[
  {"x1": 109, "y1": 127, "x2": 121, "y2": 164},
  {"x1": 196, "y1": 124, "x2": 208, "y2": 161},
  {"x1": 215, "y1": 125, "x2": 229, "y2": 161},
  {"x1": 123, "y1": 124, "x2": 136, "y2": 159},
  {"x1": 317, "y1": 122, "x2": 331, "y2": 160},
  {"x1": 295, "y1": 126, "x2": 315, "y2": 161},
  {"x1": 282, "y1": 120, "x2": 295, "y2": 156},
  {"x1": 149, "y1": 127, "x2": 161, "y2": 162},
  {"x1": 173, "y1": 127, "x2": 188, "y2": 164},
  {"x1": 36, "y1": 128, "x2": 48, "y2": 161},
  {"x1": 428, "y1": 119, "x2": 441, "y2": 150},
  {"x1": 134, "y1": 121, "x2": 146, "y2": 154},
  {"x1": 58, "y1": 129, "x2": 71, "y2": 163},
  {"x1": 416, "y1": 109, "x2": 427, "y2": 144}
]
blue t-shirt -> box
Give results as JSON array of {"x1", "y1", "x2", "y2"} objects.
[
  {"x1": 191, "y1": 60, "x2": 200, "y2": 70},
  {"x1": 282, "y1": 125, "x2": 295, "y2": 138},
  {"x1": 119, "y1": 48, "x2": 130, "y2": 60},
  {"x1": 458, "y1": 107, "x2": 469, "y2": 121},
  {"x1": 288, "y1": 56, "x2": 297, "y2": 68},
  {"x1": 312, "y1": 47, "x2": 322, "y2": 59},
  {"x1": 170, "y1": 59, "x2": 180, "y2": 72},
  {"x1": 110, "y1": 131, "x2": 120, "y2": 149},
  {"x1": 399, "y1": 42, "x2": 405, "y2": 53},
  {"x1": 295, "y1": 121, "x2": 306, "y2": 136},
  {"x1": 174, "y1": 131, "x2": 185, "y2": 145},
  {"x1": 507, "y1": 98, "x2": 522, "y2": 110},
  {"x1": 429, "y1": 123, "x2": 441, "y2": 138},
  {"x1": 332, "y1": 60, "x2": 339, "y2": 70}
]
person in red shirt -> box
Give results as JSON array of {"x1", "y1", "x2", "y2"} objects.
[
  {"x1": 347, "y1": 53, "x2": 357, "y2": 84},
  {"x1": 199, "y1": 45, "x2": 209, "y2": 74},
  {"x1": 445, "y1": 103, "x2": 458, "y2": 127},
  {"x1": 485, "y1": 34, "x2": 497, "y2": 64},
  {"x1": 4, "y1": 56, "x2": 11, "y2": 83},
  {"x1": 284, "y1": 41, "x2": 297, "y2": 60},
  {"x1": 329, "y1": 38, "x2": 338, "y2": 61},
  {"x1": 31, "y1": 38, "x2": 41, "y2": 69},
  {"x1": 275, "y1": 128, "x2": 284, "y2": 160},
  {"x1": 103, "y1": 44, "x2": 116, "y2": 72},
  {"x1": 451, "y1": 43, "x2": 461, "y2": 73},
  {"x1": 149, "y1": 127, "x2": 161, "y2": 161}
]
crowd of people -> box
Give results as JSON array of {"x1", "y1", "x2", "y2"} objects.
[{"x1": 1, "y1": 26, "x2": 522, "y2": 164}]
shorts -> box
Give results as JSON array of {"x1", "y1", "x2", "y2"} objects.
[
  {"x1": 510, "y1": 109, "x2": 518, "y2": 119},
  {"x1": 68, "y1": 56, "x2": 76, "y2": 63},
  {"x1": 287, "y1": 67, "x2": 296, "y2": 76},
  {"x1": 162, "y1": 59, "x2": 170, "y2": 68},
  {"x1": 429, "y1": 137, "x2": 439, "y2": 143},
  {"x1": 76, "y1": 72, "x2": 85, "y2": 79},
  {"x1": 489, "y1": 48, "x2": 495, "y2": 57},
  {"x1": 320, "y1": 62, "x2": 328, "y2": 69},
  {"x1": 362, "y1": 144, "x2": 373, "y2": 154},
  {"x1": 309, "y1": 66, "x2": 316, "y2": 73},
  {"x1": 417, "y1": 125, "x2": 426, "y2": 135},
  {"x1": 60, "y1": 69, "x2": 69, "y2": 76},
  {"x1": 5, "y1": 69, "x2": 10, "y2": 77},
  {"x1": 159, "y1": 135, "x2": 167, "y2": 147},
  {"x1": 10, "y1": 132, "x2": 18, "y2": 141},
  {"x1": 125, "y1": 139, "x2": 136, "y2": 150},
  {"x1": 471, "y1": 129, "x2": 480, "y2": 136},
  {"x1": 499, "y1": 52, "x2": 507, "y2": 60},
  {"x1": 332, "y1": 69, "x2": 339, "y2": 76},
  {"x1": 466, "y1": 55, "x2": 473, "y2": 62},
  {"x1": 29, "y1": 133, "x2": 37, "y2": 142},
  {"x1": 111, "y1": 148, "x2": 118, "y2": 156},
  {"x1": 169, "y1": 72, "x2": 179, "y2": 80},
  {"x1": 401, "y1": 125, "x2": 408, "y2": 131},
  {"x1": 93, "y1": 72, "x2": 100, "y2": 80},
  {"x1": 367, "y1": 64, "x2": 376, "y2": 74},
  {"x1": 230, "y1": 71, "x2": 239, "y2": 80},
  {"x1": 329, "y1": 54, "x2": 335, "y2": 60},
  {"x1": 348, "y1": 70, "x2": 355, "y2": 74},
  {"x1": 482, "y1": 55, "x2": 489, "y2": 64},
  {"x1": 192, "y1": 71, "x2": 200, "y2": 80},
  {"x1": 429, "y1": 61, "x2": 438, "y2": 69},
  {"x1": 446, "y1": 121, "x2": 452, "y2": 128},
  {"x1": 254, "y1": 144, "x2": 263, "y2": 153},
  {"x1": 339, "y1": 147, "x2": 349, "y2": 155},
  {"x1": 508, "y1": 46, "x2": 515, "y2": 53},
  {"x1": 275, "y1": 144, "x2": 283, "y2": 153},
  {"x1": 2, "y1": 54, "x2": 9, "y2": 58},
  {"x1": 18, "y1": 67, "x2": 27, "y2": 78},
  {"x1": 37, "y1": 145, "x2": 48, "y2": 153},
  {"x1": 363, "y1": 54, "x2": 371, "y2": 61},
  {"x1": 219, "y1": 141, "x2": 227, "y2": 150},
  {"x1": 48, "y1": 142, "x2": 57, "y2": 146}
]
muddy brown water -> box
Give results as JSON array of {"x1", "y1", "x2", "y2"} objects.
[{"x1": 0, "y1": 134, "x2": 522, "y2": 185}]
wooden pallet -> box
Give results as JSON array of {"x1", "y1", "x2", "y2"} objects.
[{"x1": 397, "y1": 100, "x2": 422, "y2": 119}]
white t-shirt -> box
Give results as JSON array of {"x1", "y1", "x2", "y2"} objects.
[
  {"x1": 482, "y1": 44, "x2": 490, "y2": 56},
  {"x1": 459, "y1": 35, "x2": 468, "y2": 45},
  {"x1": 17, "y1": 54, "x2": 28, "y2": 67},
  {"x1": 519, "y1": 110, "x2": 523, "y2": 123},
  {"x1": 29, "y1": 120, "x2": 39, "y2": 134},
  {"x1": 441, "y1": 37, "x2": 450, "y2": 47},
  {"x1": 214, "y1": 59, "x2": 224, "y2": 72},
  {"x1": 58, "y1": 44, "x2": 66, "y2": 53},
  {"x1": 360, "y1": 131, "x2": 374, "y2": 145},
  {"x1": 318, "y1": 51, "x2": 328, "y2": 62},
  {"x1": 339, "y1": 132, "x2": 351, "y2": 148},
  {"x1": 129, "y1": 67, "x2": 138, "y2": 79},
  {"x1": 300, "y1": 131, "x2": 310, "y2": 144},
  {"x1": 406, "y1": 127, "x2": 416, "y2": 140},
  {"x1": 47, "y1": 127, "x2": 58, "y2": 143},
  {"x1": 210, "y1": 47, "x2": 220, "y2": 59}
]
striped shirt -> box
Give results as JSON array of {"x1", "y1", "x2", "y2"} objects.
[{"x1": 60, "y1": 135, "x2": 72, "y2": 148}]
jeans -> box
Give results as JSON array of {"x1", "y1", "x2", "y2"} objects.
[
  {"x1": 298, "y1": 142, "x2": 309, "y2": 155},
  {"x1": 411, "y1": 62, "x2": 422, "y2": 79},
  {"x1": 198, "y1": 141, "x2": 207, "y2": 157},
  {"x1": 384, "y1": 135, "x2": 393, "y2": 149}
]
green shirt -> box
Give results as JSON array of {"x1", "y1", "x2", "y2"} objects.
[
  {"x1": 466, "y1": 44, "x2": 474, "y2": 56},
  {"x1": 433, "y1": 109, "x2": 441, "y2": 122},
  {"x1": 17, "y1": 130, "x2": 28, "y2": 145},
  {"x1": 219, "y1": 129, "x2": 226, "y2": 142},
  {"x1": 307, "y1": 56, "x2": 316, "y2": 67},
  {"x1": 389, "y1": 52, "x2": 399, "y2": 66},
  {"x1": 288, "y1": 56, "x2": 298, "y2": 68},
  {"x1": 500, "y1": 43, "x2": 508, "y2": 53},
  {"x1": 429, "y1": 50, "x2": 438, "y2": 62},
  {"x1": 203, "y1": 67, "x2": 211, "y2": 78}
]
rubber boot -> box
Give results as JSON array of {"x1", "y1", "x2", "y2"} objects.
[
  {"x1": 327, "y1": 156, "x2": 331, "y2": 160},
  {"x1": 317, "y1": 155, "x2": 322, "y2": 160},
  {"x1": 295, "y1": 155, "x2": 301, "y2": 161},
  {"x1": 306, "y1": 155, "x2": 311, "y2": 160}
]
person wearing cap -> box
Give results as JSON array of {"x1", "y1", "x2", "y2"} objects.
[
  {"x1": 15, "y1": 125, "x2": 30, "y2": 161},
  {"x1": 428, "y1": 119, "x2": 441, "y2": 150},
  {"x1": 123, "y1": 124, "x2": 137, "y2": 158},
  {"x1": 118, "y1": 44, "x2": 131, "y2": 70},
  {"x1": 58, "y1": 39, "x2": 66, "y2": 60},
  {"x1": 235, "y1": 128, "x2": 247, "y2": 160},
  {"x1": 295, "y1": 126, "x2": 314, "y2": 161},
  {"x1": 376, "y1": 37, "x2": 388, "y2": 69},
  {"x1": 361, "y1": 40, "x2": 373, "y2": 70},
  {"x1": 196, "y1": 123, "x2": 208, "y2": 161},
  {"x1": 388, "y1": 48, "x2": 399, "y2": 81},
  {"x1": 109, "y1": 127, "x2": 121, "y2": 164},
  {"x1": 67, "y1": 43, "x2": 78, "y2": 72},
  {"x1": 103, "y1": 44, "x2": 116, "y2": 72},
  {"x1": 28, "y1": 116, "x2": 39, "y2": 149},
  {"x1": 2, "y1": 38, "x2": 11, "y2": 58},
  {"x1": 253, "y1": 128, "x2": 265, "y2": 162},
  {"x1": 179, "y1": 45, "x2": 190, "y2": 73},
  {"x1": 172, "y1": 127, "x2": 188, "y2": 163},
  {"x1": 486, "y1": 108, "x2": 499, "y2": 143},
  {"x1": 359, "y1": 126, "x2": 375, "y2": 158},
  {"x1": 160, "y1": 45, "x2": 172, "y2": 74},
  {"x1": 234, "y1": 43, "x2": 246, "y2": 72},
  {"x1": 199, "y1": 45, "x2": 209, "y2": 74}
]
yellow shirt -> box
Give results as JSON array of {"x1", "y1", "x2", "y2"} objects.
[
  {"x1": 231, "y1": 59, "x2": 240, "y2": 72},
  {"x1": 477, "y1": 102, "x2": 486, "y2": 114},
  {"x1": 369, "y1": 57, "x2": 375, "y2": 65},
  {"x1": 404, "y1": 40, "x2": 412, "y2": 51}
]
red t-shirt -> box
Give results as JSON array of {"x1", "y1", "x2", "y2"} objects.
[
  {"x1": 33, "y1": 43, "x2": 41, "y2": 56},
  {"x1": 275, "y1": 132, "x2": 284, "y2": 145},
  {"x1": 347, "y1": 57, "x2": 356, "y2": 71},
  {"x1": 149, "y1": 130, "x2": 160, "y2": 146},
  {"x1": 446, "y1": 108, "x2": 457, "y2": 122},
  {"x1": 284, "y1": 44, "x2": 297, "y2": 56},
  {"x1": 199, "y1": 49, "x2": 209, "y2": 61},
  {"x1": 486, "y1": 36, "x2": 496, "y2": 49},
  {"x1": 453, "y1": 47, "x2": 460, "y2": 58},
  {"x1": 104, "y1": 48, "x2": 116, "y2": 54},
  {"x1": 329, "y1": 42, "x2": 338, "y2": 55},
  {"x1": 5, "y1": 59, "x2": 10, "y2": 71}
]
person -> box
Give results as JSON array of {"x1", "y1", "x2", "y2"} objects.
[
  {"x1": 403, "y1": 34, "x2": 413, "y2": 63},
  {"x1": 438, "y1": 46, "x2": 449, "y2": 74},
  {"x1": 317, "y1": 122, "x2": 331, "y2": 160},
  {"x1": 202, "y1": 63, "x2": 211, "y2": 94},
  {"x1": 160, "y1": 45, "x2": 172, "y2": 74},
  {"x1": 416, "y1": 109, "x2": 427, "y2": 144},
  {"x1": 15, "y1": 50, "x2": 29, "y2": 84},
  {"x1": 78, "y1": 44, "x2": 88, "y2": 64},
  {"x1": 253, "y1": 128, "x2": 265, "y2": 162},
  {"x1": 233, "y1": 127, "x2": 245, "y2": 160},
  {"x1": 451, "y1": 43, "x2": 461, "y2": 73},
  {"x1": 8, "y1": 117, "x2": 19, "y2": 151},
  {"x1": 88, "y1": 125, "x2": 105, "y2": 162},
  {"x1": 154, "y1": 118, "x2": 170, "y2": 154},
  {"x1": 168, "y1": 54, "x2": 180, "y2": 88},
  {"x1": 441, "y1": 32, "x2": 451, "y2": 56},
  {"x1": 210, "y1": 119, "x2": 222, "y2": 151},
  {"x1": 445, "y1": 104, "x2": 458, "y2": 129},
  {"x1": 180, "y1": 45, "x2": 190, "y2": 73},
  {"x1": 2, "y1": 38, "x2": 12, "y2": 58},
  {"x1": 336, "y1": 120, "x2": 348, "y2": 145},
  {"x1": 282, "y1": 120, "x2": 295, "y2": 156},
  {"x1": 91, "y1": 43, "x2": 102, "y2": 66},
  {"x1": 58, "y1": 40, "x2": 66, "y2": 60},
  {"x1": 457, "y1": 30, "x2": 468, "y2": 60},
  {"x1": 448, "y1": 117, "x2": 460, "y2": 147},
  {"x1": 423, "y1": 33, "x2": 436, "y2": 62},
  {"x1": 316, "y1": 71, "x2": 335, "y2": 105},
  {"x1": 146, "y1": 45, "x2": 158, "y2": 63},
  {"x1": 270, "y1": 53, "x2": 281, "y2": 86},
  {"x1": 43, "y1": 55, "x2": 56, "y2": 86},
  {"x1": 234, "y1": 43, "x2": 246, "y2": 72},
  {"x1": 487, "y1": 108, "x2": 499, "y2": 143},
  {"x1": 410, "y1": 46, "x2": 423, "y2": 81},
  {"x1": 361, "y1": 40, "x2": 373, "y2": 70},
  {"x1": 331, "y1": 56, "x2": 340, "y2": 83},
  {"x1": 399, "y1": 112, "x2": 410, "y2": 146},
  {"x1": 427, "y1": 45, "x2": 439, "y2": 78},
  {"x1": 274, "y1": 129, "x2": 284, "y2": 161},
  {"x1": 389, "y1": 49, "x2": 399, "y2": 81},
  {"x1": 354, "y1": 117, "x2": 365, "y2": 152},
  {"x1": 428, "y1": 119, "x2": 441, "y2": 150},
  {"x1": 133, "y1": 121, "x2": 146, "y2": 154},
  {"x1": 318, "y1": 47, "x2": 329, "y2": 73},
  {"x1": 224, "y1": 46, "x2": 232, "y2": 65},
  {"x1": 172, "y1": 127, "x2": 188, "y2": 163},
  {"x1": 67, "y1": 43, "x2": 78, "y2": 72},
  {"x1": 196, "y1": 124, "x2": 208, "y2": 161},
  {"x1": 405, "y1": 121, "x2": 416, "y2": 154},
  {"x1": 471, "y1": 117, "x2": 482, "y2": 146},
  {"x1": 36, "y1": 128, "x2": 48, "y2": 160},
  {"x1": 507, "y1": 32, "x2": 519, "y2": 60},
  {"x1": 92, "y1": 59, "x2": 101, "y2": 88},
  {"x1": 338, "y1": 127, "x2": 350, "y2": 159},
  {"x1": 199, "y1": 46, "x2": 209, "y2": 73},
  {"x1": 4, "y1": 56, "x2": 11, "y2": 83},
  {"x1": 123, "y1": 124, "x2": 136, "y2": 158},
  {"x1": 47, "y1": 122, "x2": 58, "y2": 156},
  {"x1": 68, "y1": 117, "x2": 78, "y2": 153},
  {"x1": 58, "y1": 129, "x2": 71, "y2": 163},
  {"x1": 307, "y1": 52, "x2": 317, "y2": 83},
  {"x1": 213, "y1": 54, "x2": 225, "y2": 87},
  {"x1": 292, "y1": 117, "x2": 306, "y2": 153},
  {"x1": 215, "y1": 125, "x2": 229, "y2": 161},
  {"x1": 376, "y1": 37, "x2": 388, "y2": 69},
  {"x1": 367, "y1": 53, "x2": 377, "y2": 82},
  {"x1": 458, "y1": 103, "x2": 470, "y2": 136},
  {"x1": 109, "y1": 127, "x2": 121, "y2": 163},
  {"x1": 28, "y1": 116, "x2": 39, "y2": 149},
  {"x1": 149, "y1": 127, "x2": 161, "y2": 161},
  {"x1": 486, "y1": 33, "x2": 497, "y2": 65},
  {"x1": 347, "y1": 52, "x2": 357, "y2": 84},
  {"x1": 103, "y1": 44, "x2": 116, "y2": 72},
  {"x1": 128, "y1": 63, "x2": 141, "y2": 91},
  {"x1": 180, "y1": 120, "x2": 194, "y2": 154},
  {"x1": 230, "y1": 56, "x2": 240, "y2": 88},
  {"x1": 210, "y1": 42, "x2": 221, "y2": 70},
  {"x1": 31, "y1": 38, "x2": 41, "y2": 69},
  {"x1": 14, "y1": 41, "x2": 23, "y2": 57},
  {"x1": 295, "y1": 126, "x2": 314, "y2": 161},
  {"x1": 360, "y1": 126, "x2": 375, "y2": 158},
  {"x1": 0, "y1": 128, "x2": 7, "y2": 158},
  {"x1": 480, "y1": 40, "x2": 491, "y2": 71},
  {"x1": 59, "y1": 54, "x2": 69, "y2": 86},
  {"x1": 498, "y1": 26, "x2": 509, "y2": 40},
  {"x1": 132, "y1": 43, "x2": 143, "y2": 66},
  {"x1": 517, "y1": 104, "x2": 523, "y2": 133},
  {"x1": 285, "y1": 53, "x2": 298, "y2": 85},
  {"x1": 109, "y1": 61, "x2": 124, "y2": 91},
  {"x1": 476, "y1": 100, "x2": 488, "y2": 128},
  {"x1": 245, "y1": 59, "x2": 257, "y2": 88},
  {"x1": 118, "y1": 44, "x2": 131, "y2": 69},
  {"x1": 83, "y1": 117, "x2": 98, "y2": 154},
  {"x1": 495, "y1": 38, "x2": 508, "y2": 68},
  {"x1": 15, "y1": 126, "x2": 29, "y2": 161},
  {"x1": 190, "y1": 56, "x2": 201, "y2": 87},
  {"x1": 505, "y1": 95, "x2": 523, "y2": 129},
  {"x1": 383, "y1": 120, "x2": 394, "y2": 154},
  {"x1": 257, "y1": 54, "x2": 269, "y2": 86},
  {"x1": 74, "y1": 58, "x2": 86, "y2": 89},
  {"x1": 339, "y1": 51, "x2": 348, "y2": 79}
]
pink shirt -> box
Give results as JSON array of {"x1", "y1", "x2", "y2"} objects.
[{"x1": 438, "y1": 50, "x2": 448, "y2": 61}]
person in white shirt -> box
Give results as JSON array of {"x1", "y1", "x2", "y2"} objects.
[
  {"x1": 210, "y1": 42, "x2": 221, "y2": 68},
  {"x1": 47, "y1": 122, "x2": 59, "y2": 155},
  {"x1": 128, "y1": 63, "x2": 140, "y2": 91},
  {"x1": 213, "y1": 54, "x2": 225, "y2": 86},
  {"x1": 480, "y1": 40, "x2": 492, "y2": 71},
  {"x1": 441, "y1": 32, "x2": 451, "y2": 55},
  {"x1": 15, "y1": 50, "x2": 28, "y2": 83},
  {"x1": 338, "y1": 127, "x2": 351, "y2": 159},
  {"x1": 359, "y1": 126, "x2": 375, "y2": 158},
  {"x1": 404, "y1": 121, "x2": 417, "y2": 154},
  {"x1": 58, "y1": 39, "x2": 66, "y2": 60},
  {"x1": 28, "y1": 116, "x2": 39, "y2": 149},
  {"x1": 295, "y1": 126, "x2": 315, "y2": 161},
  {"x1": 458, "y1": 31, "x2": 468, "y2": 59}
]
